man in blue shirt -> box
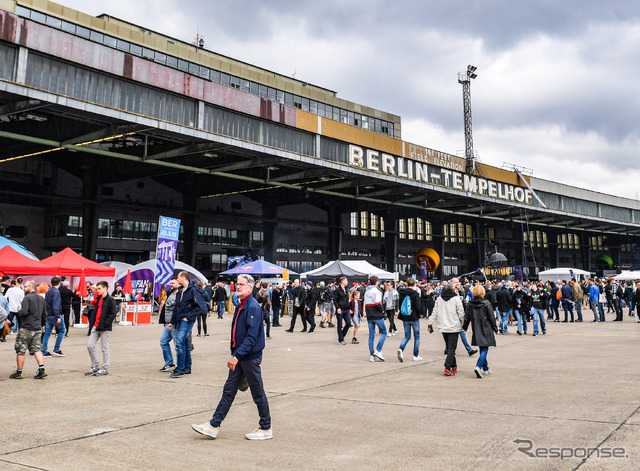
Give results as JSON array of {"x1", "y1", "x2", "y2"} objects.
[
  {"x1": 42, "y1": 277, "x2": 66, "y2": 357},
  {"x1": 192, "y1": 273, "x2": 272, "y2": 440}
]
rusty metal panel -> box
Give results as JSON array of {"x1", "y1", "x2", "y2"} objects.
[
  {"x1": 22, "y1": 17, "x2": 125, "y2": 76},
  {"x1": 0, "y1": 10, "x2": 21, "y2": 43},
  {"x1": 131, "y1": 58, "x2": 204, "y2": 100},
  {"x1": 25, "y1": 53, "x2": 196, "y2": 126}
]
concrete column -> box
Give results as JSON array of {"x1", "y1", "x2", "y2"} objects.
[
  {"x1": 581, "y1": 236, "x2": 591, "y2": 272},
  {"x1": 475, "y1": 222, "x2": 486, "y2": 270},
  {"x1": 181, "y1": 180, "x2": 200, "y2": 266},
  {"x1": 432, "y1": 219, "x2": 445, "y2": 280},
  {"x1": 327, "y1": 203, "x2": 342, "y2": 260},
  {"x1": 81, "y1": 165, "x2": 99, "y2": 260},
  {"x1": 15, "y1": 47, "x2": 28, "y2": 84},
  {"x1": 262, "y1": 199, "x2": 277, "y2": 262},
  {"x1": 196, "y1": 101, "x2": 205, "y2": 129},
  {"x1": 548, "y1": 229, "x2": 559, "y2": 268},
  {"x1": 384, "y1": 212, "x2": 398, "y2": 273},
  {"x1": 610, "y1": 236, "x2": 621, "y2": 271}
]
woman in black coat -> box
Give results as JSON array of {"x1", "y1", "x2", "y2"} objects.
[{"x1": 463, "y1": 284, "x2": 498, "y2": 379}]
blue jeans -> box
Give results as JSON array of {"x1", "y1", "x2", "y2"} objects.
[
  {"x1": 336, "y1": 310, "x2": 351, "y2": 342},
  {"x1": 175, "y1": 320, "x2": 194, "y2": 372},
  {"x1": 368, "y1": 319, "x2": 387, "y2": 356},
  {"x1": 42, "y1": 317, "x2": 66, "y2": 354},
  {"x1": 217, "y1": 301, "x2": 225, "y2": 318},
  {"x1": 460, "y1": 331, "x2": 472, "y2": 352},
  {"x1": 532, "y1": 308, "x2": 546, "y2": 334},
  {"x1": 210, "y1": 356, "x2": 271, "y2": 430},
  {"x1": 498, "y1": 309, "x2": 511, "y2": 333},
  {"x1": 272, "y1": 307, "x2": 280, "y2": 326},
  {"x1": 561, "y1": 300, "x2": 574, "y2": 321},
  {"x1": 575, "y1": 299, "x2": 583, "y2": 321},
  {"x1": 445, "y1": 331, "x2": 472, "y2": 354},
  {"x1": 513, "y1": 309, "x2": 522, "y2": 333},
  {"x1": 598, "y1": 302, "x2": 605, "y2": 322},
  {"x1": 160, "y1": 324, "x2": 178, "y2": 366},
  {"x1": 476, "y1": 346, "x2": 489, "y2": 371},
  {"x1": 263, "y1": 309, "x2": 271, "y2": 338},
  {"x1": 399, "y1": 320, "x2": 420, "y2": 357}
]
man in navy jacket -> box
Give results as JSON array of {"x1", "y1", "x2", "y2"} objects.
[
  {"x1": 167, "y1": 271, "x2": 203, "y2": 377},
  {"x1": 192, "y1": 273, "x2": 272, "y2": 440}
]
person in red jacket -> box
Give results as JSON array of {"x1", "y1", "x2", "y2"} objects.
[{"x1": 85, "y1": 281, "x2": 117, "y2": 376}]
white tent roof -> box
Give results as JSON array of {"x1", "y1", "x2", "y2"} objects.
[
  {"x1": 302, "y1": 260, "x2": 394, "y2": 279},
  {"x1": 538, "y1": 267, "x2": 591, "y2": 280},
  {"x1": 115, "y1": 259, "x2": 208, "y2": 283},
  {"x1": 100, "y1": 261, "x2": 133, "y2": 273},
  {"x1": 614, "y1": 271, "x2": 640, "y2": 281}
]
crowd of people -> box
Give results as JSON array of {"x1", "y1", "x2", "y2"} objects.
[{"x1": 2, "y1": 269, "x2": 638, "y2": 439}]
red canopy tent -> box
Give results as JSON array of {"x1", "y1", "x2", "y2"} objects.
[
  {"x1": 39, "y1": 248, "x2": 115, "y2": 277},
  {"x1": 0, "y1": 246, "x2": 54, "y2": 275}
]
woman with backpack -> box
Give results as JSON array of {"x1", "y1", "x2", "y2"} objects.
[
  {"x1": 463, "y1": 284, "x2": 498, "y2": 378},
  {"x1": 396, "y1": 277, "x2": 423, "y2": 362}
]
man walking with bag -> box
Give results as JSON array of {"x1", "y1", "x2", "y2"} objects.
[{"x1": 192, "y1": 274, "x2": 272, "y2": 440}]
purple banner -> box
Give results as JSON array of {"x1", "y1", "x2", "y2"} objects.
[{"x1": 154, "y1": 216, "x2": 181, "y2": 298}]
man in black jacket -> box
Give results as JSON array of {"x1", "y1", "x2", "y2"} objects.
[
  {"x1": 286, "y1": 279, "x2": 307, "y2": 333},
  {"x1": 304, "y1": 282, "x2": 319, "y2": 334},
  {"x1": 59, "y1": 280, "x2": 76, "y2": 335},
  {"x1": 10, "y1": 281, "x2": 47, "y2": 379},
  {"x1": 333, "y1": 276, "x2": 351, "y2": 344},
  {"x1": 85, "y1": 281, "x2": 117, "y2": 376},
  {"x1": 496, "y1": 282, "x2": 513, "y2": 334}
]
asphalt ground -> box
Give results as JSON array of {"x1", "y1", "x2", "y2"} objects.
[{"x1": 1, "y1": 310, "x2": 639, "y2": 471}]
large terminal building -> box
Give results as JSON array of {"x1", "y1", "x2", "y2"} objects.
[{"x1": 1, "y1": 0, "x2": 639, "y2": 280}]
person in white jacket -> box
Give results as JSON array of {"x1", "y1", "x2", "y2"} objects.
[{"x1": 428, "y1": 279, "x2": 465, "y2": 376}]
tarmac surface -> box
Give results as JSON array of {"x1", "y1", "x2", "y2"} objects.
[{"x1": 1, "y1": 310, "x2": 639, "y2": 471}]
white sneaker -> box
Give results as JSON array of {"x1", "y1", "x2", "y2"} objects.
[
  {"x1": 413, "y1": 356, "x2": 423, "y2": 361},
  {"x1": 474, "y1": 367, "x2": 483, "y2": 378},
  {"x1": 484, "y1": 369, "x2": 492, "y2": 375},
  {"x1": 397, "y1": 348, "x2": 404, "y2": 362},
  {"x1": 192, "y1": 422, "x2": 219, "y2": 439},
  {"x1": 373, "y1": 350, "x2": 385, "y2": 361},
  {"x1": 369, "y1": 356, "x2": 375, "y2": 362},
  {"x1": 246, "y1": 427, "x2": 273, "y2": 440}
]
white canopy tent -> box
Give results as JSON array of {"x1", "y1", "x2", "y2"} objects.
[
  {"x1": 302, "y1": 260, "x2": 396, "y2": 281},
  {"x1": 614, "y1": 271, "x2": 640, "y2": 281},
  {"x1": 538, "y1": 267, "x2": 591, "y2": 281}
]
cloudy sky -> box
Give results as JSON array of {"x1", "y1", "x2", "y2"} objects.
[{"x1": 54, "y1": 0, "x2": 640, "y2": 199}]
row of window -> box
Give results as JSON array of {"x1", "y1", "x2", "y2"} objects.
[
  {"x1": 197, "y1": 226, "x2": 239, "y2": 246},
  {"x1": 16, "y1": 6, "x2": 395, "y2": 137},
  {"x1": 399, "y1": 218, "x2": 434, "y2": 241},
  {"x1": 0, "y1": 225, "x2": 28, "y2": 239},
  {"x1": 444, "y1": 223, "x2": 473, "y2": 244},
  {"x1": 350, "y1": 212, "x2": 385, "y2": 238},
  {"x1": 276, "y1": 260, "x2": 323, "y2": 273},
  {"x1": 276, "y1": 244, "x2": 326, "y2": 255},
  {"x1": 53, "y1": 216, "x2": 163, "y2": 241},
  {"x1": 341, "y1": 247, "x2": 380, "y2": 257},
  {"x1": 524, "y1": 231, "x2": 549, "y2": 249}
]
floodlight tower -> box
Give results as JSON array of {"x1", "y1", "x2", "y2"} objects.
[{"x1": 458, "y1": 65, "x2": 477, "y2": 174}]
